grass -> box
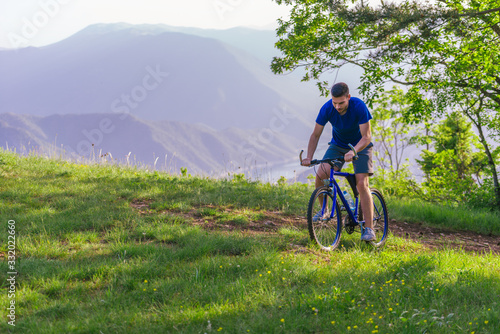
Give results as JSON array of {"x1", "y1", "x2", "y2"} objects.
[
  {"x1": 386, "y1": 198, "x2": 500, "y2": 236},
  {"x1": 0, "y1": 149, "x2": 499, "y2": 333}
]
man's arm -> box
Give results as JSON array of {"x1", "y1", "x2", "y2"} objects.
[
  {"x1": 301, "y1": 123, "x2": 324, "y2": 166},
  {"x1": 345, "y1": 121, "x2": 371, "y2": 162}
]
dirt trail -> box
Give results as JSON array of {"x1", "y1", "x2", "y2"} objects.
[
  {"x1": 131, "y1": 201, "x2": 500, "y2": 254},
  {"x1": 203, "y1": 212, "x2": 500, "y2": 254},
  {"x1": 388, "y1": 219, "x2": 500, "y2": 254}
]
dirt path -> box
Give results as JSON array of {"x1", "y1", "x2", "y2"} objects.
[
  {"x1": 201, "y1": 212, "x2": 500, "y2": 254},
  {"x1": 131, "y1": 201, "x2": 500, "y2": 254},
  {"x1": 389, "y1": 219, "x2": 500, "y2": 254}
]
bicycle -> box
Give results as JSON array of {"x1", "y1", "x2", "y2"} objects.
[{"x1": 300, "y1": 144, "x2": 389, "y2": 251}]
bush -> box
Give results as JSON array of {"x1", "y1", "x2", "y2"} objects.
[{"x1": 371, "y1": 164, "x2": 418, "y2": 198}]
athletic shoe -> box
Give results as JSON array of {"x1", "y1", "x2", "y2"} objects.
[
  {"x1": 361, "y1": 227, "x2": 376, "y2": 241},
  {"x1": 312, "y1": 211, "x2": 327, "y2": 222}
]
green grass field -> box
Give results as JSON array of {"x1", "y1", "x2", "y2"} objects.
[{"x1": 1, "y1": 150, "x2": 499, "y2": 333}]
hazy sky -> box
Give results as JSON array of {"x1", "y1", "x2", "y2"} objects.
[{"x1": 0, "y1": 0, "x2": 292, "y2": 49}]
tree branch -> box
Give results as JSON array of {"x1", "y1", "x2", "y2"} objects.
[{"x1": 461, "y1": 7, "x2": 500, "y2": 17}]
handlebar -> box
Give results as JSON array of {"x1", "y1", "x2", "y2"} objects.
[
  {"x1": 300, "y1": 143, "x2": 358, "y2": 166},
  {"x1": 308, "y1": 156, "x2": 345, "y2": 166},
  {"x1": 348, "y1": 143, "x2": 358, "y2": 159}
]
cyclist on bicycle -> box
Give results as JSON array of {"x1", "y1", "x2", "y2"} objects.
[{"x1": 300, "y1": 82, "x2": 376, "y2": 242}]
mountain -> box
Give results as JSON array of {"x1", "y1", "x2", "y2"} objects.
[
  {"x1": 76, "y1": 23, "x2": 280, "y2": 63},
  {"x1": 0, "y1": 112, "x2": 304, "y2": 176},
  {"x1": 0, "y1": 23, "x2": 347, "y2": 176},
  {"x1": 0, "y1": 23, "x2": 324, "y2": 133}
]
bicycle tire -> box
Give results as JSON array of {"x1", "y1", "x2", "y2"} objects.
[
  {"x1": 360, "y1": 188, "x2": 389, "y2": 247},
  {"x1": 307, "y1": 186, "x2": 342, "y2": 251}
]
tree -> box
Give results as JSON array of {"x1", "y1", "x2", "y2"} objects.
[
  {"x1": 371, "y1": 86, "x2": 415, "y2": 171},
  {"x1": 417, "y1": 111, "x2": 489, "y2": 204},
  {"x1": 271, "y1": 0, "x2": 500, "y2": 209},
  {"x1": 419, "y1": 112, "x2": 483, "y2": 178}
]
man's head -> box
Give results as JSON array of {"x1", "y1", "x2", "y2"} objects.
[{"x1": 330, "y1": 82, "x2": 350, "y2": 114}]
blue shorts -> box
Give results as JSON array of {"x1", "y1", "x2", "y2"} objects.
[{"x1": 322, "y1": 142, "x2": 374, "y2": 175}]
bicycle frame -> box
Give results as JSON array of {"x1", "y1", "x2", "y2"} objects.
[{"x1": 325, "y1": 169, "x2": 364, "y2": 228}]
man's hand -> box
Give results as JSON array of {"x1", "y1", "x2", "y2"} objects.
[
  {"x1": 301, "y1": 158, "x2": 312, "y2": 166},
  {"x1": 344, "y1": 150, "x2": 356, "y2": 162}
]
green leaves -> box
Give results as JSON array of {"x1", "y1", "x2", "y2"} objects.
[
  {"x1": 272, "y1": 0, "x2": 500, "y2": 108},
  {"x1": 415, "y1": 111, "x2": 490, "y2": 206},
  {"x1": 371, "y1": 86, "x2": 416, "y2": 171},
  {"x1": 273, "y1": 0, "x2": 500, "y2": 209}
]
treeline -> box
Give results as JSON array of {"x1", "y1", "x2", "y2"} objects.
[
  {"x1": 370, "y1": 87, "x2": 498, "y2": 211},
  {"x1": 272, "y1": 0, "x2": 500, "y2": 210}
]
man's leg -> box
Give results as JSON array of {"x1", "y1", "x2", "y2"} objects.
[
  {"x1": 312, "y1": 145, "x2": 344, "y2": 221},
  {"x1": 315, "y1": 162, "x2": 333, "y2": 188},
  {"x1": 315, "y1": 144, "x2": 344, "y2": 188},
  {"x1": 315, "y1": 163, "x2": 345, "y2": 191},
  {"x1": 356, "y1": 173, "x2": 374, "y2": 229},
  {"x1": 311, "y1": 163, "x2": 330, "y2": 221},
  {"x1": 351, "y1": 143, "x2": 374, "y2": 240}
]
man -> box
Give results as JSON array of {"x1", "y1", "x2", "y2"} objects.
[{"x1": 301, "y1": 82, "x2": 375, "y2": 241}]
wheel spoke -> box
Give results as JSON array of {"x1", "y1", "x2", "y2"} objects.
[{"x1": 307, "y1": 187, "x2": 342, "y2": 251}]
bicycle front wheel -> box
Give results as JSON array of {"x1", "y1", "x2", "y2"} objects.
[
  {"x1": 369, "y1": 188, "x2": 389, "y2": 247},
  {"x1": 307, "y1": 186, "x2": 342, "y2": 251}
]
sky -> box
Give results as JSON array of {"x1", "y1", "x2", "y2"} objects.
[{"x1": 0, "y1": 0, "x2": 293, "y2": 49}]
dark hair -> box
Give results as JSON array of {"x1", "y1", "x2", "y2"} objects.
[{"x1": 330, "y1": 82, "x2": 349, "y2": 97}]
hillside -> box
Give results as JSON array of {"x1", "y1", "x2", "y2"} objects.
[
  {"x1": 0, "y1": 112, "x2": 304, "y2": 175},
  {"x1": 0, "y1": 150, "x2": 499, "y2": 333}
]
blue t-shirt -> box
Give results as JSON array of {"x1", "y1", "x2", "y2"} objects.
[{"x1": 316, "y1": 97, "x2": 372, "y2": 149}]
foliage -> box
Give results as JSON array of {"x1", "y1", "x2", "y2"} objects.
[
  {"x1": 416, "y1": 112, "x2": 493, "y2": 207},
  {"x1": 272, "y1": 0, "x2": 500, "y2": 106},
  {"x1": 371, "y1": 86, "x2": 418, "y2": 171},
  {"x1": 372, "y1": 164, "x2": 418, "y2": 199},
  {"x1": 271, "y1": 0, "x2": 500, "y2": 208},
  {"x1": 466, "y1": 175, "x2": 500, "y2": 209},
  {"x1": 180, "y1": 166, "x2": 189, "y2": 177},
  {"x1": 276, "y1": 175, "x2": 288, "y2": 186},
  {"x1": 417, "y1": 112, "x2": 484, "y2": 178}
]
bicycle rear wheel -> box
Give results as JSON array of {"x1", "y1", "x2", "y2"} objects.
[
  {"x1": 367, "y1": 188, "x2": 389, "y2": 247},
  {"x1": 307, "y1": 186, "x2": 342, "y2": 251}
]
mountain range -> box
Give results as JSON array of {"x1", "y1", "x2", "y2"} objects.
[
  {"x1": 0, "y1": 112, "x2": 310, "y2": 177},
  {"x1": 0, "y1": 23, "x2": 336, "y2": 177}
]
